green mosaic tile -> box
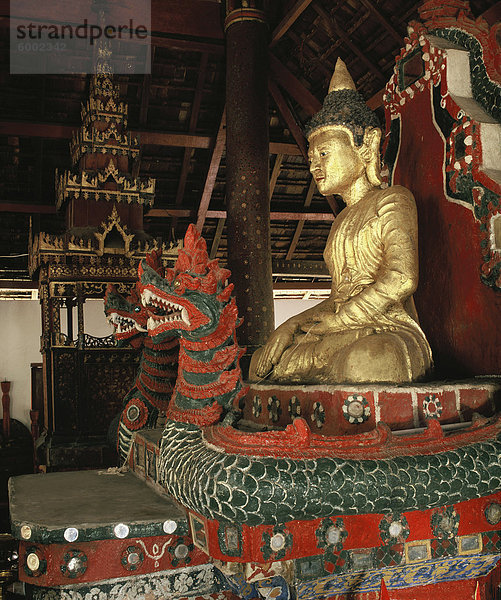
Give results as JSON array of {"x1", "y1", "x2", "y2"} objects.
[
  {"x1": 431, "y1": 538, "x2": 457, "y2": 558},
  {"x1": 375, "y1": 544, "x2": 403, "y2": 568},
  {"x1": 482, "y1": 530, "x2": 501, "y2": 553}
]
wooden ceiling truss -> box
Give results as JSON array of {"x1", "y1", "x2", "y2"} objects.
[{"x1": 0, "y1": 0, "x2": 496, "y2": 295}]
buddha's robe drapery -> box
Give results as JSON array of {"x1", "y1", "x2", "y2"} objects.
[{"x1": 271, "y1": 186, "x2": 432, "y2": 383}]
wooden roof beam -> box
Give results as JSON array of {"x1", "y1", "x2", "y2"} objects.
[
  {"x1": 195, "y1": 108, "x2": 226, "y2": 232},
  {"x1": 269, "y1": 154, "x2": 284, "y2": 200},
  {"x1": 269, "y1": 54, "x2": 322, "y2": 117},
  {"x1": 173, "y1": 53, "x2": 209, "y2": 233},
  {"x1": 270, "y1": 0, "x2": 315, "y2": 46},
  {"x1": 367, "y1": 88, "x2": 385, "y2": 111},
  {"x1": 272, "y1": 258, "x2": 329, "y2": 276},
  {"x1": 150, "y1": 0, "x2": 223, "y2": 41},
  {"x1": 0, "y1": 203, "x2": 56, "y2": 214},
  {"x1": 310, "y1": 10, "x2": 371, "y2": 70},
  {"x1": 0, "y1": 280, "x2": 38, "y2": 289},
  {"x1": 0, "y1": 121, "x2": 214, "y2": 149},
  {"x1": 287, "y1": 30, "x2": 333, "y2": 80},
  {"x1": 357, "y1": 0, "x2": 403, "y2": 46},
  {"x1": 139, "y1": 47, "x2": 155, "y2": 128},
  {"x1": 312, "y1": 3, "x2": 386, "y2": 84},
  {"x1": 0, "y1": 122, "x2": 302, "y2": 156},
  {"x1": 286, "y1": 177, "x2": 316, "y2": 260},
  {"x1": 147, "y1": 208, "x2": 334, "y2": 221},
  {"x1": 274, "y1": 281, "x2": 331, "y2": 290},
  {"x1": 209, "y1": 216, "x2": 226, "y2": 260},
  {"x1": 270, "y1": 142, "x2": 302, "y2": 156},
  {"x1": 151, "y1": 35, "x2": 224, "y2": 55},
  {"x1": 269, "y1": 79, "x2": 308, "y2": 161},
  {"x1": 138, "y1": 74, "x2": 151, "y2": 127}
]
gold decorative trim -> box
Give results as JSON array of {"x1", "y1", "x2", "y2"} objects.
[
  {"x1": 404, "y1": 539, "x2": 431, "y2": 563},
  {"x1": 189, "y1": 513, "x2": 209, "y2": 554},
  {"x1": 224, "y1": 8, "x2": 266, "y2": 30},
  {"x1": 94, "y1": 205, "x2": 135, "y2": 257},
  {"x1": 457, "y1": 534, "x2": 483, "y2": 555}
]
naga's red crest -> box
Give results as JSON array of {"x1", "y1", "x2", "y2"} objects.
[
  {"x1": 166, "y1": 224, "x2": 232, "y2": 298},
  {"x1": 145, "y1": 247, "x2": 164, "y2": 277}
]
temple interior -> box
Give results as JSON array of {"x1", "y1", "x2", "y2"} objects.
[{"x1": 0, "y1": 0, "x2": 500, "y2": 599}]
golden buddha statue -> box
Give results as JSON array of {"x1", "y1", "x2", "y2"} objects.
[{"x1": 250, "y1": 59, "x2": 432, "y2": 384}]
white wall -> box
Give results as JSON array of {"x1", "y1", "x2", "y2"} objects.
[
  {"x1": 84, "y1": 299, "x2": 115, "y2": 337},
  {"x1": 1, "y1": 297, "x2": 322, "y2": 429},
  {"x1": 0, "y1": 301, "x2": 42, "y2": 428},
  {"x1": 0, "y1": 299, "x2": 113, "y2": 429},
  {"x1": 274, "y1": 298, "x2": 322, "y2": 327}
]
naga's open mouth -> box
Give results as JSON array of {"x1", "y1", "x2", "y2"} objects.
[
  {"x1": 108, "y1": 313, "x2": 146, "y2": 334},
  {"x1": 142, "y1": 288, "x2": 191, "y2": 330}
]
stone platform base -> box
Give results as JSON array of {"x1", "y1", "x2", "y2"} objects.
[
  {"x1": 241, "y1": 379, "x2": 501, "y2": 436},
  {"x1": 10, "y1": 470, "x2": 208, "y2": 589}
]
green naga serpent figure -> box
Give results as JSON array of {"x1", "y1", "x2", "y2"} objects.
[
  {"x1": 136, "y1": 225, "x2": 501, "y2": 534},
  {"x1": 138, "y1": 225, "x2": 247, "y2": 427},
  {"x1": 104, "y1": 249, "x2": 179, "y2": 461}
]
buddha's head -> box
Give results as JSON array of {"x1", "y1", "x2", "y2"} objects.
[{"x1": 306, "y1": 59, "x2": 382, "y2": 200}]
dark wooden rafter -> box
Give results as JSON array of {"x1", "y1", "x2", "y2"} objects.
[
  {"x1": 314, "y1": 10, "x2": 371, "y2": 69},
  {"x1": 270, "y1": 142, "x2": 302, "y2": 155},
  {"x1": 151, "y1": 35, "x2": 224, "y2": 55},
  {"x1": 0, "y1": 280, "x2": 38, "y2": 289},
  {"x1": 0, "y1": 0, "x2": 224, "y2": 36},
  {"x1": 209, "y1": 216, "x2": 226, "y2": 260},
  {"x1": 286, "y1": 177, "x2": 316, "y2": 260},
  {"x1": 368, "y1": 88, "x2": 386, "y2": 110},
  {"x1": 1, "y1": 0, "x2": 224, "y2": 52},
  {"x1": 272, "y1": 258, "x2": 329, "y2": 276},
  {"x1": 195, "y1": 108, "x2": 226, "y2": 232},
  {"x1": 357, "y1": 0, "x2": 403, "y2": 46},
  {"x1": 148, "y1": 208, "x2": 334, "y2": 221},
  {"x1": 269, "y1": 54, "x2": 322, "y2": 117},
  {"x1": 0, "y1": 122, "x2": 301, "y2": 156},
  {"x1": 150, "y1": 0, "x2": 223, "y2": 40},
  {"x1": 325, "y1": 195, "x2": 340, "y2": 216},
  {"x1": 138, "y1": 45, "x2": 155, "y2": 128},
  {"x1": 274, "y1": 280, "x2": 330, "y2": 290},
  {"x1": 0, "y1": 203, "x2": 56, "y2": 214},
  {"x1": 149, "y1": 0, "x2": 225, "y2": 55},
  {"x1": 36, "y1": 139, "x2": 44, "y2": 204},
  {"x1": 290, "y1": 6, "x2": 385, "y2": 93},
  {"x1": 177, "y1": 52, "x2": 209, "y2": 204},
  {"x1": 139, "y1": 74, "x2": 151, "y2": 127},
  {"x1": 172, "y1": 52, "x2": 209, "y2": 234},
  {"x1": 269, "y1": 154, "x2": 284, "y2": 200},
  {"x1": 288, "y1": 30, "x2": 333, "y2": 80},
  {"x1": 270, "y1": 0, "x2": 315, "y2": 46},
  {"x1": 0, "y1": 122, "x2": 75, "y2": 139},
  {"x1": 0, "y1": 121, "x2": 213, "y2": 149},
  {"x1": 312, "y1": 3, "x2": 386, "y2": 84},
  {"x1": 269, "y1": 79, "x2": 308, "y2": 161},
  {"x1": 138, "y1": 47, "x2": 155, "y2": 127}
]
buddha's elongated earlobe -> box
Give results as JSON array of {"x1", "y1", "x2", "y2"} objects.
[{"x1": 360, "y1": 128, "x2": 382, "y2": 186}]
